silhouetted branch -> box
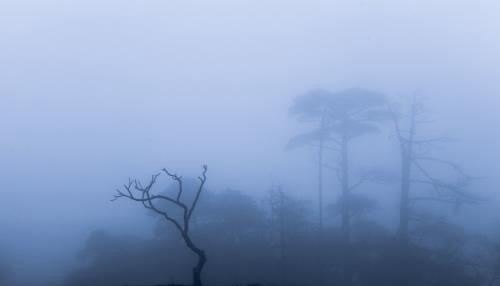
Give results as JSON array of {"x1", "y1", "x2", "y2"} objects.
[
  {"x1": 411, "y1": 137, "x2": 454, "y2": 145},
  {"x1": 349, "y1": 176, "x2": 366, "y2": 192},
  {"x1": 188, "y1": 165, "x2": 208, "y2": 220},
  {"x1": 112, "y1": 166, "x2": 209, "y2": 232},
  {"x1": 410, "y1": 196, "x2": 460, "y2": 204},
  {"x1": 162, "y1": 168, "x2": 184, "y2": 202},
  {"x1": 414, "y1": 156, "x2": 469, "y2": 178}
]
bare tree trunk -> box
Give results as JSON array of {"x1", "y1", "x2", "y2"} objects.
[
  {"x1": 184, "y1": 234, "x2": 206, "y2": 286},
  {"x1": 192, "y1": 252, "x2": 206, "y2": 286},
  {"x1": 392, "y1": 99, "x2": 417, "y2": 286},
  {"x1": 317, "y1": 118, "x2": 326, "y2": 286}
]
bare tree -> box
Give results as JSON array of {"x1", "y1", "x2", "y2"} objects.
[
  {"x1": 112, "y1": 165, "x2": 208, "y2": 286},
  {"x1": 388, "y1": 97, "x2": 477, "y2": 248}
]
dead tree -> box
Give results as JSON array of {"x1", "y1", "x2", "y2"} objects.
[
  {"x1": 389, "y1": 96, "x2": 477, "y2": 247},
  {"x1": 112, "y1": 165, "x2": 208, "y2": 286}
]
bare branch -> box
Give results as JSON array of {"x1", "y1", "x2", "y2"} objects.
[
  {"x1": 412, "y1": 137, "x2": 454, "y2": 145},
  {"x1": 349, "y1": 176, "x2": 366, "y2": 192},
  {"x1": 144, "y1": 186, "x2": 184, "y2": 233},
  {"x1": 410, "y1": 196, "x2": 460, "y2": 204},
  {"x1": 162, "y1": 168, "x2": 184, "y2": 202},
  {"x1": 412, "y1": 162, "x2": 478, "y2": 204},
  {"x1": 414, "y1": 156, "x2": 469, "y2": 178},
  {"x1": 188, "y1": 165, "x2": 208, "y2": 220}
]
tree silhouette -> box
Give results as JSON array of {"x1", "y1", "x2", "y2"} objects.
[
  {"x1": 112, "y1": 165, "x2": 208, "y2": 286},
  {"x1": 387, "y1": 96, "x2": 478, "y2": 286},
  {"x1": 388, "y1": 97, "x2": 477, "y2": 247},
  {"x1": 289, "y1": 88, "x2": 388, "y2": 232},
  {"x1": 289, "y1": 89, "x2": 331, "y2": 232},
  {"x1": 290, "y1": 87, "x2": 388, "y2": 286}
]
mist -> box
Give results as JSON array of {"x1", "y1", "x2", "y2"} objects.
[{"x1": 1, "y1": 0, "x2": 499, "y2": 285}]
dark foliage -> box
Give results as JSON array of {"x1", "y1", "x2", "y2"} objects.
[{"x1": 63, "y1": 188, "x2": 483, "y2": 286}]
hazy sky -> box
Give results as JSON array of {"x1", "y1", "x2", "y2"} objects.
[{"x1": 1, "y1": 0, "x2": 499, "y2": 284}]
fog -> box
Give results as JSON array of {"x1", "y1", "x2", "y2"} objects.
[{"x1": 1, "y1": 0, "x2": 499, "y2": 285}]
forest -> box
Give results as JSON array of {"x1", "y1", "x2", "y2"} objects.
[
  {"x1": 1, "y1": 1, "x2": 499, "y2": 286},
  {"x1": 55, "y1": 90, "x2": 497, "y2": 286}
]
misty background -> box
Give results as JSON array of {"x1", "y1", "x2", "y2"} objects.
[{"x1": 0, "y1": 0, "x2": 499, "y2": 285}]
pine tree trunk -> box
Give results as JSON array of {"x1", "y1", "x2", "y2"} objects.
[
  {"x1": 399, "y1": 156, "x2": 411, "y2": 246},
  {"x1": 340, "y1": 132, "x2": 352, "y2": 286},
  {"x1": 399, "y1": 101, "x2": 416, "y2": 247},
  {"x1": 318, "y1": 135, "x2": 324, "y2": 232},
  {"x1": 340, "y1": 133, "x2": 350, "y2": 243},
  {"x1": 397, "y1": 98, "x2": 417, "y2": 286}
]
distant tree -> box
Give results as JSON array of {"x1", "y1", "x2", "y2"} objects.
[
  {"x1": 112, "y1": 165, "x2": 208, "y2": 286},
  {"x1": 62, "y1": 230, "x2": 190, "y2": 286},
  {"x1": 321, "y1": 88, "x2": 388, "y2": 245},
  {"x1": 191, "y1": 189, "x2": 274, "y2": 286},
  {"x1": 194, "y1": 189, "x2": 267, "y2": 239},
  {"x1": 383, "y1": 96, "x2": 479, "y2": 286},
  {"x1": 68, "y1": 187, "x2": 327, "y2": 286},
  {"x1": 387, "y1": 96, "x2": 477, "y2": 247},
  {"x1": 290, "y1": 87, "x2": 389, "y2": 286},
  {"x1": 289, "y1": 89, "x2": 331, "y2": 232},
  {"x1": 289, "y1": 88, "x2": 388, "y2": 240},
  {"x1": 268, "y1": 185, "x2": 310, "y2": 262}
]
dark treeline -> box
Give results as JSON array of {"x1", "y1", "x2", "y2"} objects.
[{"x1": 54, "y1": 89, "x2": 500, "y2": 286}]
